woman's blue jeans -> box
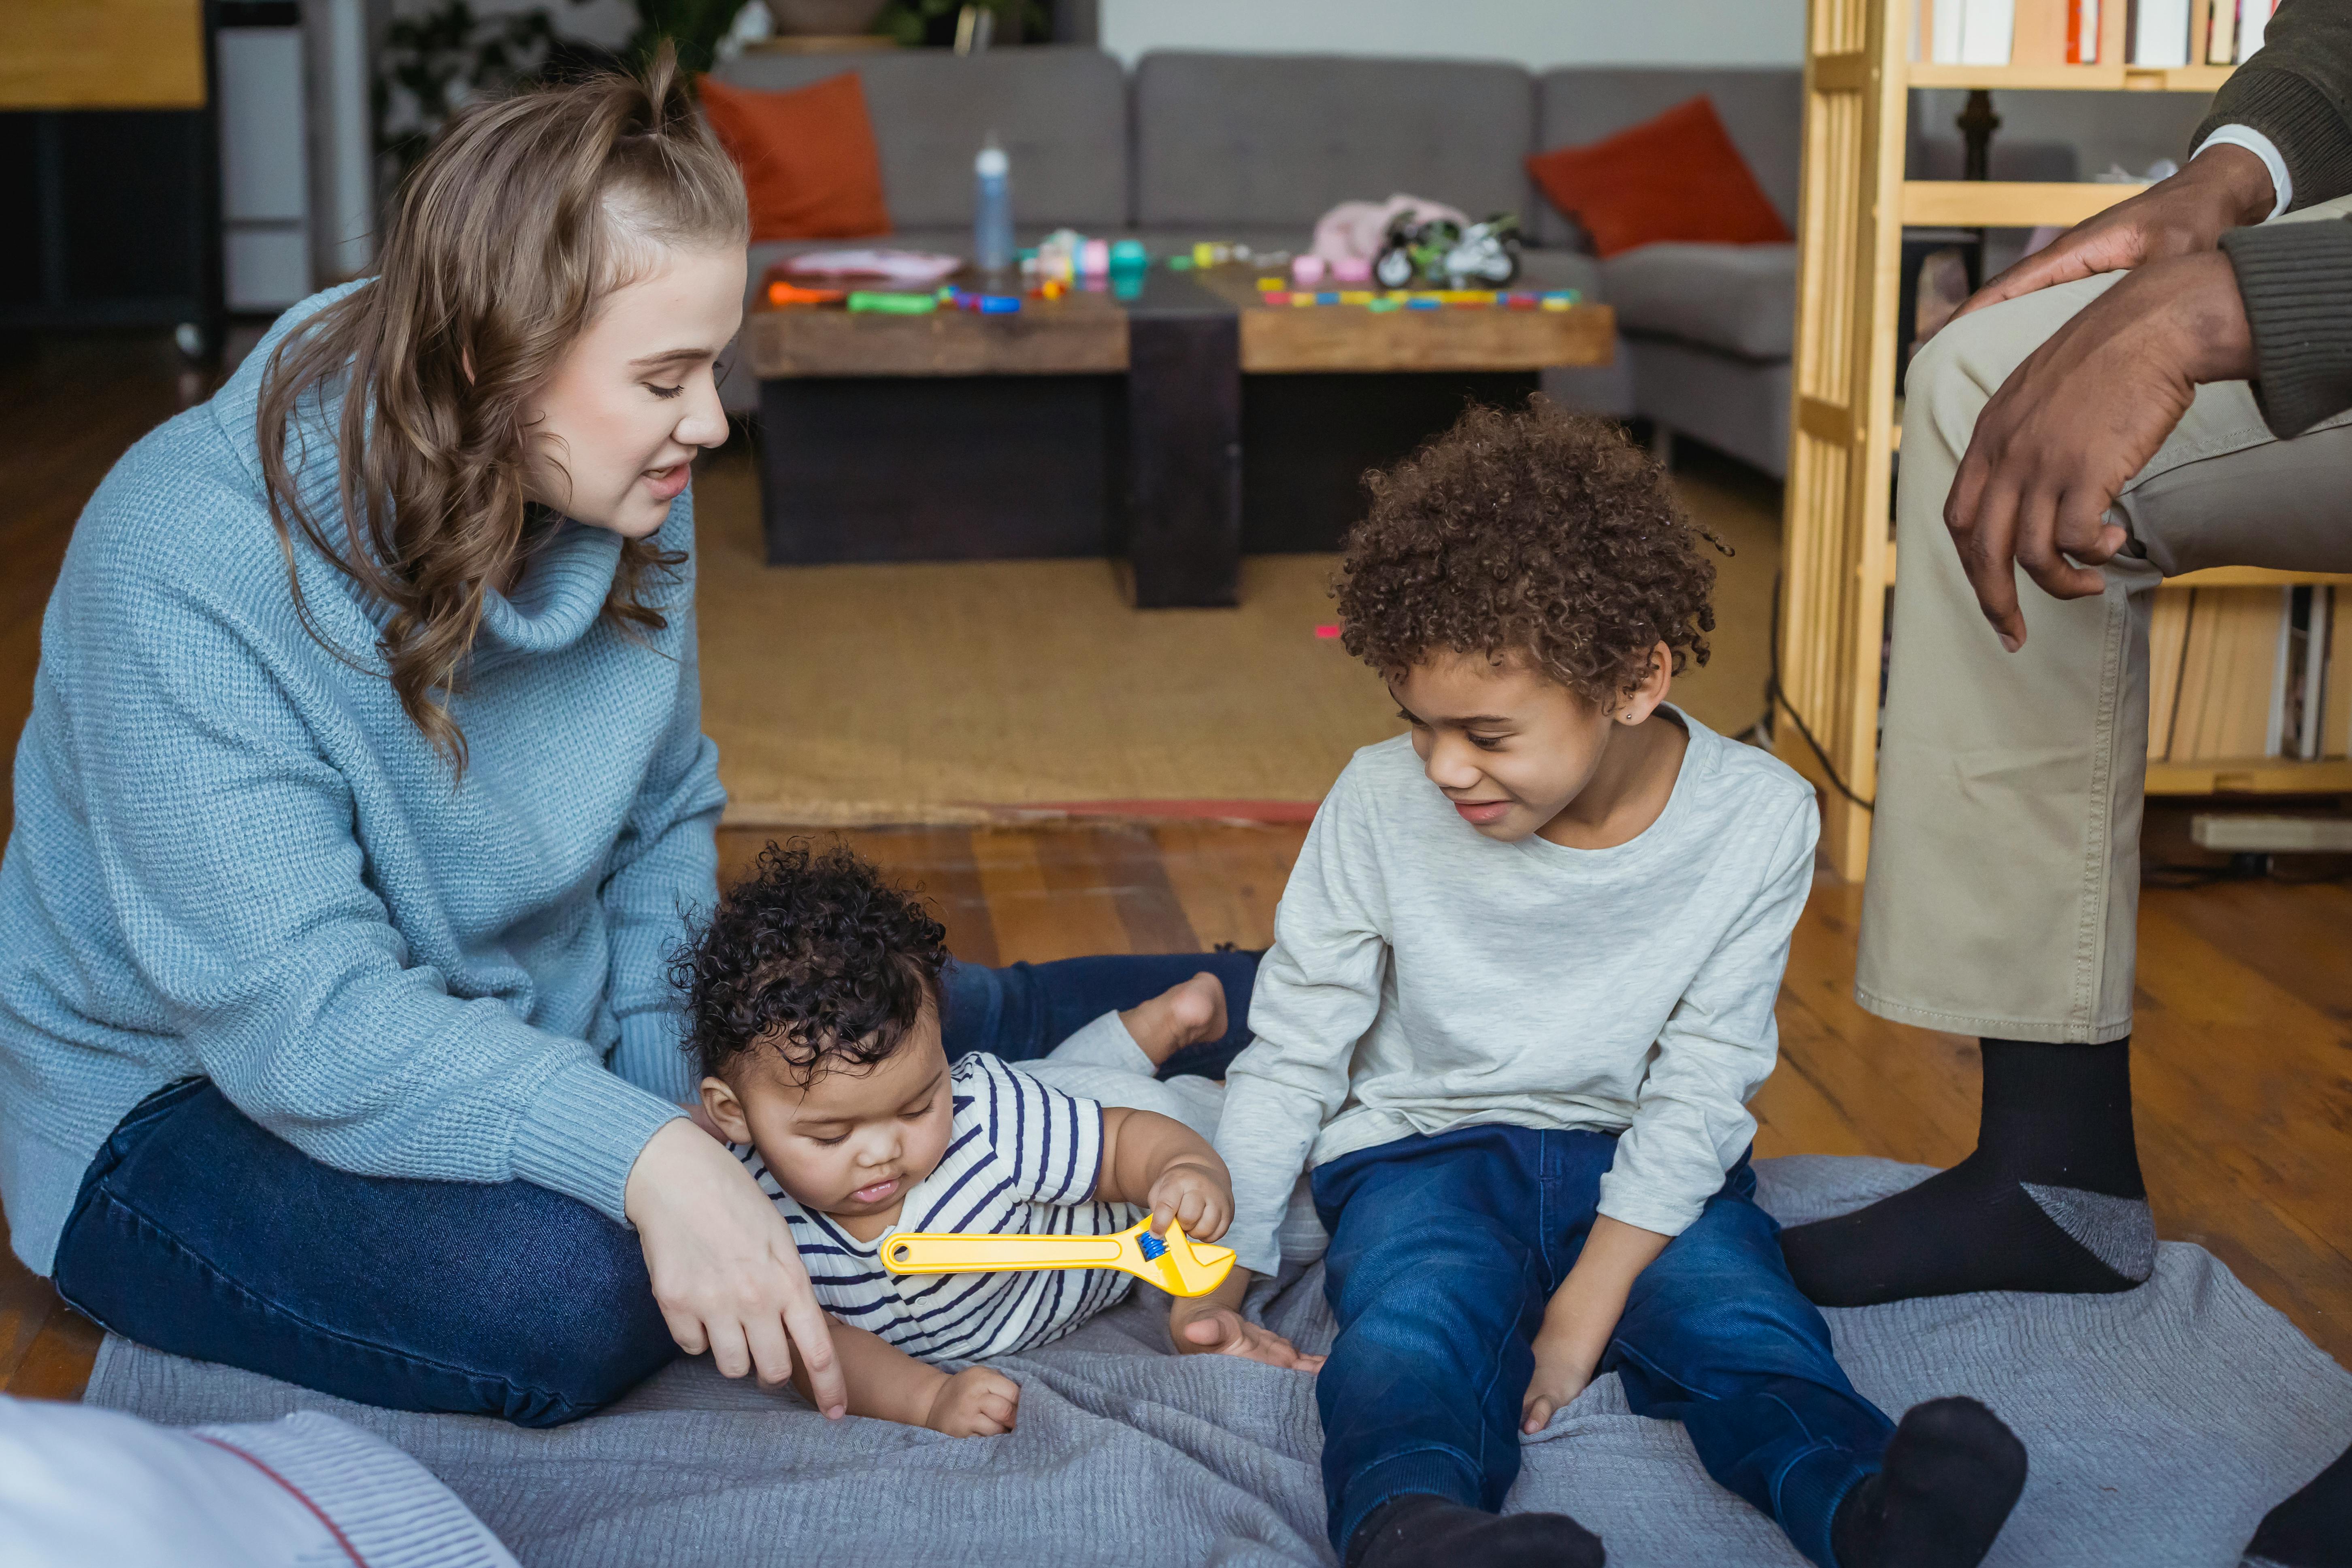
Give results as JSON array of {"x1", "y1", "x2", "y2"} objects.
[
  {"x1": 49, "y1": 950, "x2": 1258, "y2": 1426},
  {"x1": 1312, "y1": 1123, "x2": 1895, "y2": 1568}
]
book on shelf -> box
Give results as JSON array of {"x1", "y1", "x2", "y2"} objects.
[
  {"x1": 2147, "y1": 587, "x2": 2192, "y2": 758},
  {"x1": 1924, "y1": 0, "x2": 2261, "y2": 70},
  {"x1": 2124, "y1": 0, "x2": 2269, "y2": 67},
  {"x1": 2015, "y1": 0, "x2": 2073, "y2": 64},
  {"x1": 2147, "y1": 584, "x2": 2343, "y2": 764},
  {"x1": 2326, "y1": 588, "x2": 2352, "y2": 758},
  {"x1": 2206, "y1": 0, "x2": 2236, "y2": 65},
  {"x1": 2131, "y1": 0, "x2": 2193, "y2": 66},
  {"x1": 1920, "y1": 0, "x2": 2021, "y2": 64},
  {"x1": 2239, "y1": 0, "x2": 2273, "y2": 59},
  {"x1": 2068, "y1": 0, "x2": 2103, "y2": 64}
]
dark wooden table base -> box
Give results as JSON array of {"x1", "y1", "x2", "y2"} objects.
[
  {"x1": 1240, "y1": 371, "x2": 1540, "y2": 555},
  {"x1": 759, "y1": 374, "x2": 1126, "y2": 566}
]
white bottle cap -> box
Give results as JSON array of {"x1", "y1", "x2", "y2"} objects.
[{"x1": 976, "y1": 145, "x2": 1008, "y2": 177}]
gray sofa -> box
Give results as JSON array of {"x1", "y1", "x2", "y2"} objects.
[
  {"x1": 711, "y1": 46, "x2": 1747, "y2": 460},
  {"x1": 710, "y1": 47, "x2": 2169, "y2": 481}
]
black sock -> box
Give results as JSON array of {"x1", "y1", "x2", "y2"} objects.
[
  {"x1": 1831, "y1": 1398, "x2": 2028, "y2": 1568},
  {"x1": 1345, "y1": 1495, "x2": 1605, "y2": 1568},
  {"x1": 1780, "y1": 1037, "x2": 2155, "y2": 1306},
  {"x1": 2248, "y1": 1440, "x2": 2352, "y2": 1568}
]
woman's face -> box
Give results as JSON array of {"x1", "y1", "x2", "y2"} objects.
[{"x1": 524, "y1": 241, "x2": 746, "y2": 539}]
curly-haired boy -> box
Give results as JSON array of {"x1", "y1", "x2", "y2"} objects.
[
  {"x1": 676, "y1": 840, "x2": 1241, "y2": 1437},
  {"x1": 1182, "y1": 402, "x2": 2030, "y2": 1568}
]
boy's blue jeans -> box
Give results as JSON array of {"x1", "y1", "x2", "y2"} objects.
[
  {"x1": 1312, "y1": 1124, "x2": 1894, "y2": 1568},
  {"x1": 50, "y1": 950, "x2": 1257, "y2": 1426}
]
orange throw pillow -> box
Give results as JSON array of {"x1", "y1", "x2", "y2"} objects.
[
  {"x1": 1526, "y1": 96, "x2": 1791, "y2": 259},
  {"x1": 698, "y1": 71, "x2": 891, "y2": 242}
]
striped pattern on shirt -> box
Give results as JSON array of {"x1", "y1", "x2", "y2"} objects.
[{"x1": 739, "y1": 1052, "x2": 1138, "y2": 1365}]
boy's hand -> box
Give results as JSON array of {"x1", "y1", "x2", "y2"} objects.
[
  {"x1": 1167, "y1": 1270, "x2": 1324, "y2": 1370},
  {"x1": 1147, "y1": 1157, "x2": 1233, "y2": 1242},
  {"x1": 1520, "y1": 1214, "x2": 1670, "y2": 1434},
  {"x1": 1169, "y1": 1300, "x2": 1326, "y2": 1369},
  {"x1": 924, "y1": 1366, "x2": 1021, "y2": 1437},
  {"x1": 1521, "y1": 1326, "x2": 1605, "y2": 1434}
]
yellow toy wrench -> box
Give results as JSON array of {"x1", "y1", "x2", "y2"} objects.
[{"x1": 879, "y1": 1216, "x2": 1236, "y2": 1298}]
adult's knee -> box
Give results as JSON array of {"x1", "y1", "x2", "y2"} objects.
[
  {"x1": 1902, "y1": 311, "x2": 2011, "y2": 487},
  {"x1": 1906, "y1": 274, "x2": 2123, "y2": 479}
]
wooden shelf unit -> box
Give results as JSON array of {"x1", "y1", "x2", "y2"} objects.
[
  {"x1": 1901, "y1": 179, "x2": 2149, "y2": 225},
  {"x1": 1777, "y1": 0, "x2": 2339, "y2": 880},
  {"x1": 1905, "y1": 61, "x2": 2236, "y2": 92}
]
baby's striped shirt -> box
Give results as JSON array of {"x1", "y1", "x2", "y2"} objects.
[{"x1": 739, "y1": 1052, "x2": 1138, "y2": 1364}]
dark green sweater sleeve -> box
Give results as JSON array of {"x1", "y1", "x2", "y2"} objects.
[
  {"x1": 2196, "y1": 0, "x2": 2352, "y2": 209},
  {"x1": 2220, "y1": 215, "x2": 2352, "y2": 434}
]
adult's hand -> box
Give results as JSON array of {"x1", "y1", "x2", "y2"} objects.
[
  {"x1": 1944, "y1": 251, "x2": 2254, "y2": 651},
  {"x1": 624, "y1": 1117, "x2": 846, "y2": 1416},
  {"x1": 1954, "y1": 143, "x2": 2275, "y2": 321}
]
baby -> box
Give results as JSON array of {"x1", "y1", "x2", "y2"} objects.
[{"x1": 676, "y1": 840, "x2": 1237, "y2": 1437}]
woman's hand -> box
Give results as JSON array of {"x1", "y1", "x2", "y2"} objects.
[{"x1": 624, "y1": 1117, "x2": 846, "y2": 1416}]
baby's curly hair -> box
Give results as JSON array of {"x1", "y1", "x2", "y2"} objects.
[
  {"x1": 671, "y1": 839, "x2": 949, "y2": 1086},
  {"x1": 1335, "y1": 398, "x2": 1722, "y2": 703}
]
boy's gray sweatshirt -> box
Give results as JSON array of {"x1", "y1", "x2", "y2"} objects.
[{"x1": 1215, "y1": 714, "x2": 1820, "y2": 1278}]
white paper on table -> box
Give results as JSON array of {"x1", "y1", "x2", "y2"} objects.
[{"x1": 779, "y1": 249, "x2": 965, "y2": 285}]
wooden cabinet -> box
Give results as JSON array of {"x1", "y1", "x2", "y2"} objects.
[{"x1": 0, "y1": 1, "x2": 219, "y2": 343}]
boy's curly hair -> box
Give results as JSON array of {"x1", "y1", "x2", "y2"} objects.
[
  {"x1": 1334, "y1": 398, "x2": 1722, "y2": 703},
  {"x1": 671, "y1": 839, "x2": 950, "y2": 1085}
]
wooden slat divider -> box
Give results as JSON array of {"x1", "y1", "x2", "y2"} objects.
[{"x1": 1902, "y1": 179, "x2": 2146, "y2": 228}]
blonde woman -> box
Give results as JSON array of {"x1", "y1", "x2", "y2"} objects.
[{"x1": 0, "y1": 56, "x2": 1258, "y2": 1425}]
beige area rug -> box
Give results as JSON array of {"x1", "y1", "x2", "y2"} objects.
[{"x1": 693, "y1": 449, "x2": 1779, "y2": 826}]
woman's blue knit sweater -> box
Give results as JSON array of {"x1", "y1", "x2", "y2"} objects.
[{"x1": 0, "y1": 288, "x2": 717, "y2": 1275}]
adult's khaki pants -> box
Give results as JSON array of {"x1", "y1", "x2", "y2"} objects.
[{"x1": 1856, "y1": 194, "x2": 2352, "y2": 1045}]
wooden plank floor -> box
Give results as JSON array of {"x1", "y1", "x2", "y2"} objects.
[{"x1": 4, "y1": 334, "x2": 2349, "y2": 1407}]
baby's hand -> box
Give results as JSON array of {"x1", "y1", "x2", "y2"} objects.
[
  {"x1": 1147, "y1": 1158, "x2": 1232, "y2": 1242},
  {"x1": 924, "y1": 1366, "x2": 1021, "y2": 1438},
  {"x1": 1520, "y1": 1329, "x2": 1602, "y2": 1434}
]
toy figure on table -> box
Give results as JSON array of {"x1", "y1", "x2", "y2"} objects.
[{"x1": 1374, "y1": 212, "x2": 1522, "y2": 289}]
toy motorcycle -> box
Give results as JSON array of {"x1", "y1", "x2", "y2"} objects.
[{"x1": 1374, "y1": 212, "x2": 1522, "y2": 289}]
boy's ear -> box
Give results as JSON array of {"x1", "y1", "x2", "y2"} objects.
[
  {"x1": 699, "y1": 1075, "x2": 756, "y2": 1144},
  {"x1": 1613, "y1": 640, "x2": 1674, "y2": 725}
]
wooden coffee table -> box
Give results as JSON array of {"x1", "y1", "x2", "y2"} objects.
[{"x1": 745, "y1": 269, "x2": 1613, "y2": 607}]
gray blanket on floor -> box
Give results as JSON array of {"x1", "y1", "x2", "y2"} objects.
[{"x1": 82, "y1": 1156, "x2": 2352, "y2": 1568}]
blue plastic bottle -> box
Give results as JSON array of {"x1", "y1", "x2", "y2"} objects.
[{"x1": 974, "y1": 137, "x2": 1013, "y2": 274}]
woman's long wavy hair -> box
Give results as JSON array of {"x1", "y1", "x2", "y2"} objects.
[{"x1": 256, "y1": 47, "x2": 748, "y2": 772}]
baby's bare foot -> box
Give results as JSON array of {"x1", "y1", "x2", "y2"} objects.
[{"x1": 1120, "y1": 971, "x2": 1228, "y2": 1066}]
